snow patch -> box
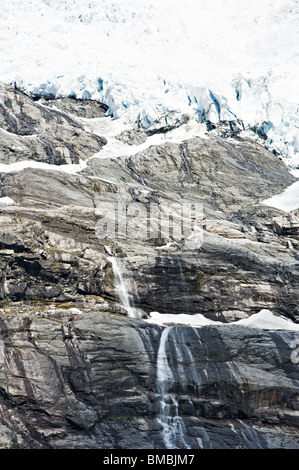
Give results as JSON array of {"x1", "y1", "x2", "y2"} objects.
[
  {"x1": 0, "y1": 196, "x2": 14, "y2": 205},
  {"x1": 233, "y1": 309, "x2": 299, "y2": 331},
  {"x1": 146, "y1": 311, "x2": 222, "y2": 327},
  {"x1": 0, "y1": 160, "x2": 87, "y2": 175},
  {"x1": 261, "y1": 181, "x2": 299, "y2": 213},
  {"x1": 90, "y1": 116, "x2": 207, "y2": 160},
  {"x1": 146, "y1": 309, "x2": 299, "y2": 331}
]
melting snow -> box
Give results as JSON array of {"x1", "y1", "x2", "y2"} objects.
[
  {"x1": 262, "y1": 180, "x2": 299, "y2": 213},
  {"x1": 87, "y1": 116, "x2": 208, "y2": 160},
  {"x1": 233, "y1": 309, "x2": 299, "y2": 331},
  {"x1": 146, "y1": 311, "x2": 222, "y2": 327},
  {"x1": 0, "y1": 159, "x2": 87, "y2": 174},
  {"x1": 146, "y1": 309, "x2": 299, "y2": 331},
  {"x1": 0, "y1": 196, "x2": 14, "y2": 205}
]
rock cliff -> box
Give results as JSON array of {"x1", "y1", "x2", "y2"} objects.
[{"x1": 0, "y1": 83, "x2": 298, "y2": 448}]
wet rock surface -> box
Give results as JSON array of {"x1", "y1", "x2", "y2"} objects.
[
  {"x1": 0, "y1": 309, "x2": 298, "y2": 449},
  {"x1": 0, "y1": 83, "x2": 298, "y2": 448}
]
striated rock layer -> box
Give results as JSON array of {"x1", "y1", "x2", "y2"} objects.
[
  {"x1": 0, "y1": 308, "x2": 298, "y2": 449},
  {"x1": 0, "y1": 83, "x2": 298, "y2": 448}
]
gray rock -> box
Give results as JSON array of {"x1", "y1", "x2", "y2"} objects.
[
  {"x1": 0, "y1": 311, "x2": 298, "y2": 448},
  {"x1": 0, "y1": 83, "x2": 107, "y2": 165},
  {"x1": 0, "y1": 81, "x2": 298, "y2": 448},
  {"x1": 39, "y1": 96, "x2": 109, "y2": 119}
]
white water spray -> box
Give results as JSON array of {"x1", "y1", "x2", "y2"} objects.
[
  {"x1": 156, "y1": 326, "x2": 192, "y2": 449},
  {"x1": 108, "y1": 256, "x2": 144, "y2": 319}
]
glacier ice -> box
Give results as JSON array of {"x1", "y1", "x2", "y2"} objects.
[{"x1": 0, "y1": 0, "x2": 298, "y2": 165}]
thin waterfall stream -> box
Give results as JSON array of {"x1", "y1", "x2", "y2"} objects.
[
  {"x1": 156, "y1": 327, "x2": 191, "y2": 449},
  {"x1": 156, "y1": 326, "x2": 204, "y2": 449},
  {"x1": 155, "y1": 326, "x2": 266, "y2": 449},
  {"x1": 108, "y1": 256, "x2": 145, "y2": 319}
]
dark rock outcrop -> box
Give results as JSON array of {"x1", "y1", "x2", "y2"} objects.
[{"x1": 0, "y1": 309, "x2": 298, "y2": 449}]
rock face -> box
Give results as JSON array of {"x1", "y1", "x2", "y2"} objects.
[
  {"x1": 0, "y1": 82, "x2": 298, "y2": 448},
  {"x1": 0, "y1": 83, "x2": 107, "y2": 165},
  {"x1": 0, "y1": 309, "x2": 298, "y2": 449}
]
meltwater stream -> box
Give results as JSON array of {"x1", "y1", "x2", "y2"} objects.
[
  {"x1": 108, "y1": 256, "x2": 144, "y2": 319},
  {"x1": 156, "y1": 327, "x2": 190, "y2": 449},
  {"x1": 156, "y1": 326, "x2": 202, "y2": 449},
  {"x1": 155, "y1": 325, "x2": 266, "y2": 449}
]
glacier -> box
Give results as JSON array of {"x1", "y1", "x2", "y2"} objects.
[{"x1": 0, "y1": 0, "x2": 298, "y2": 167}]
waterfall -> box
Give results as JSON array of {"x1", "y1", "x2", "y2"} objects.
[
  {"x1": 157, "y1": 327, "x2": 190, "y2": 449},
  {"x1": 108, "y1": 256, "x2": 144, "y2": 319},
  {"x1": 156, "y1": 326, "x2": 199, "y2": 449}
]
